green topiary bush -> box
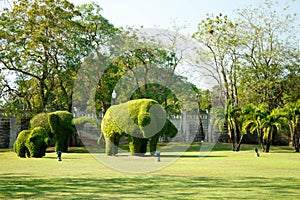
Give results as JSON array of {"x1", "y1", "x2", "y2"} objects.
[
  {"x1": 101, "y1": 99, "x2": 178, "y2": 156},
  {"x1": 13, "y1": 127, "x2": 51, "y2": 158},
  {"x1": 28, "y1": 111, "x2": 77, "y2": 152},
  {"x1": 149, "y1": 119, "x2": 177, "y2": 155},
  {"x1": 72, "y1": 116, "x2": 99, "y2": 130},
  {"x1": 13, "y1": 130, "x2": 31, "y2": 158},
  {"x1": 48, "y1": 111, "x2": 76, "y2": 152},
  {"x1": 29, "y1": 112, "x2": 52, "y2": 137},
  {"x1": 26, "y1": 127, "x2": 51, "y2": 157}
]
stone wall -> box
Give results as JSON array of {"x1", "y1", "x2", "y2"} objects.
[
  {"x1": 0, "y1": 118, "x2": 10, "y2": 148},
  {"x1": 169, "y1": 111, "x2": 219, "y2": 143}
]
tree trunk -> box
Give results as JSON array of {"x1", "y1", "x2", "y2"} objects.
[
  {"x1": 265, "y1": 142, "x2": 271, "y2": 153},
  {"x1": 265, "y1": 130, "x2": 273, "y2": 153},
  {"x1": 235, "y1": 134, "x2": 244, "y2": 152},
  {"x1": 196, "y1": 103, "x2": 205, "y2": 141},
  {"x1": 294, "y1": 124, "x2": 299, "y2": 152},
  {"x1": 258, "y1": 131, "x2": 265, "y2": 152},
  {"x1": 234, "y1": 119, "x2": 241, "y2": 151},
  {"x1": 295, "y1": 135, "x2": 299, "y2": 152}
]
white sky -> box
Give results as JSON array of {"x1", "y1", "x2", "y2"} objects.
[{"x1": 70, "y1": 0, "x2": 300, "y2": 35}]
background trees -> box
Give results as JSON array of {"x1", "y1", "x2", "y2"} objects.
[
  {"x1": 0, "y1": 0, "x2": 115, "y2": 117},
  {"x1": 236, "y1": 1, "x2": 298, "y2": 109},
  {"x1": 192, "y1": 0, "x2": 299, "y2": 151},
  {"x1": 0, "y1": 0, "x2": 298, "y2": 152},
  {"x1": 283, "y1": 100, "x2": 300, "y2": 152}
]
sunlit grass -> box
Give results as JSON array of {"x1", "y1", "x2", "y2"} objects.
[{"x1": 0, "y1": 143, "x2": 299, "y2": 199}]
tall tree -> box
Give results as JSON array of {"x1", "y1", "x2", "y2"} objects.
[
  {"x1": 237, "y1": 0, "x2": 298, "y2": 109},
  {"x1": 0, "y1": 0, "x2": 115, "y2": 117},
  {"x1": 193, "y1": 14, "x2": 242, "y2": 150}
]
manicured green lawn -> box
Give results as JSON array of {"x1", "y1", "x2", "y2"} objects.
[{"x1": 0, "y1": 143, "x2": 299, "y2": 199}]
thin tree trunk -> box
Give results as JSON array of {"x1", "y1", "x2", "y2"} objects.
[
  {"x1": 295, "y1": 125, "x2": 299, "y2": 152},
  {"x1": 265, "y1": 129, "x2": 273, "y2": 153},
  {"x1": 228, "y1": 124, "x2": 236, "y2": 151},
  {"x1": 235, "y1": 134, "x2": 244, "y2": 151},
  {"x1": 259, "y1": 130, "x2": 265, "y2": 152},
  {"x1": 197, "y1": 99, "x2": 205, "y2": 141}
]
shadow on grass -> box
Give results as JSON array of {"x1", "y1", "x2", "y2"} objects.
[{"x1": 0, "y1": 175, "x2": 299, "y2": 199}]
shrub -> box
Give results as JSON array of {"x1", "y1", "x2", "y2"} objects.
[
  {"x1": 13, "y1": 127, "x2": 51, "y2": 158},
  {"x1": 72, "y1": 116, "x2": 99, "y2": 130},
  {"x1": 26, "y1": 127, "x2": 51, "y2": 157},
  {"x1": 101, "y1": 99, "x2": 178, "y2": 156},
  {"x1": 48, "y1": 111, "x2": 76, "y2": 152},
  {"x1": 149, "y1": 118, "x2": 177, "y2": 155},
  {"x1": 29, "y1": 112, "x2": 52, "y2": 137},
  {"x1": 14, "y1": 130, "x2": 31, "y2": 158}
]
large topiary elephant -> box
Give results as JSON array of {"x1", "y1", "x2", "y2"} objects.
[
  {"x1": 14, "y1": 127, "x2": 51, "y2": 158},
  {"x1": 101, "y1": 99, "x2": 177, "y2": 156},
  {"x1": 30, "y1": 111, "x2": 76, "y2": 152}
]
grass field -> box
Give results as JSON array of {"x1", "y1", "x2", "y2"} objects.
[{"x1": 0, "y1": 143, "x2": 299, "y2": 199}]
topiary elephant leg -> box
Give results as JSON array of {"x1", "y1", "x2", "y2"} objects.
[
  {"x1": 105, "y1": 136, "x2": 113, "y2": 156},
  {"x1": 105, "y1": 135, "x2": 120, "y2": 156},
  {"x1": 140, "y1": 138, "x2": 148, "y2": 155},
  {"x1": 128, "y1": 136, "x2": 143, "y2": 156},
  {"x1": 112, "y1": 135, "x2": 120, "y2": 155},
  {"x1": 150, "y1": 134, "x2": 160, "y2": 156}
]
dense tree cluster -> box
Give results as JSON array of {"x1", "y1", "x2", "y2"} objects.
[{"x1": 193, "y1": 1, "x2": 299, "y2": 151}]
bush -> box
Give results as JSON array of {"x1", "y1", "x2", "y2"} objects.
[
  {"x1": 26, "y1": 127, "x2": 51, "y2": 157},
  {"x1": 13, "y1": 127, "x2": 50, "y2": 158},
  {"x1": 29, "y1": 112, "x2": 52, "y2": 137},
  {"x1": 48, "y1": 111, "x2": 76, "y2": 152},
  {"x1": 72, "y1": 116, "x2": 99, "y2": 130},
  {"x1": 101, "y1": 99, "x2": 178, "y2": 156},
  {"x1": 28, "y1": 110, "x2": 77, "y2": 152},
  {"x1": 14, "y1": 130, "x2": 31, "y2": 158},
  {"x1": 149, "y1": 118, "x2": 177, "y2": 155}
]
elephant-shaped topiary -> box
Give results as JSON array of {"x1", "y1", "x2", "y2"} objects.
[
  {"x1": 101, "y1": 99, "x2": 177, "y2": 156},
  {"x1": 30, "y1": 111, "x2": 76, "y2": 152},
  {"x1": 14, "y1": 127, "x2": 51, "y2": 158}
]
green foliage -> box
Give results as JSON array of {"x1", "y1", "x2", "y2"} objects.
[
  {"x1": 283, "y1": 100, "x2": 300, "y2": 151},
  {"x1": 72, "y1": 116, "x2": 99, "y2": 129},
  {"x1": 13, "y1": 130, "x2": 31, "y2": 158},
  {"x1": 241, "y1": 103, "x2": 292, "y2": 152},
  {"x1": 48, "y1": 111, "x2": 75, "y2": 152},
  {"x1": 26, "y1": 127, "x2": 51, "y2": 158},
  {"x1": 101, "y1": 99, "x2": 178, "y2": 155},
  {"x1": 128, "y1": 136, "x2": 144, "y2": 155},
  {"x1": 0, "y1": 0, "x2": 116, "y2": 116},
  {"x1": 13, "y1": 127, "x2": 50, "y2": 158},
  {"x1": 29, "y1": 112, "x2": 52, "y2": 137}
]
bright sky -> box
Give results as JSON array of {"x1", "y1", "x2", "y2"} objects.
[{"x1": 70, "y1": 0, "x2": 300, "y2": 35}]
